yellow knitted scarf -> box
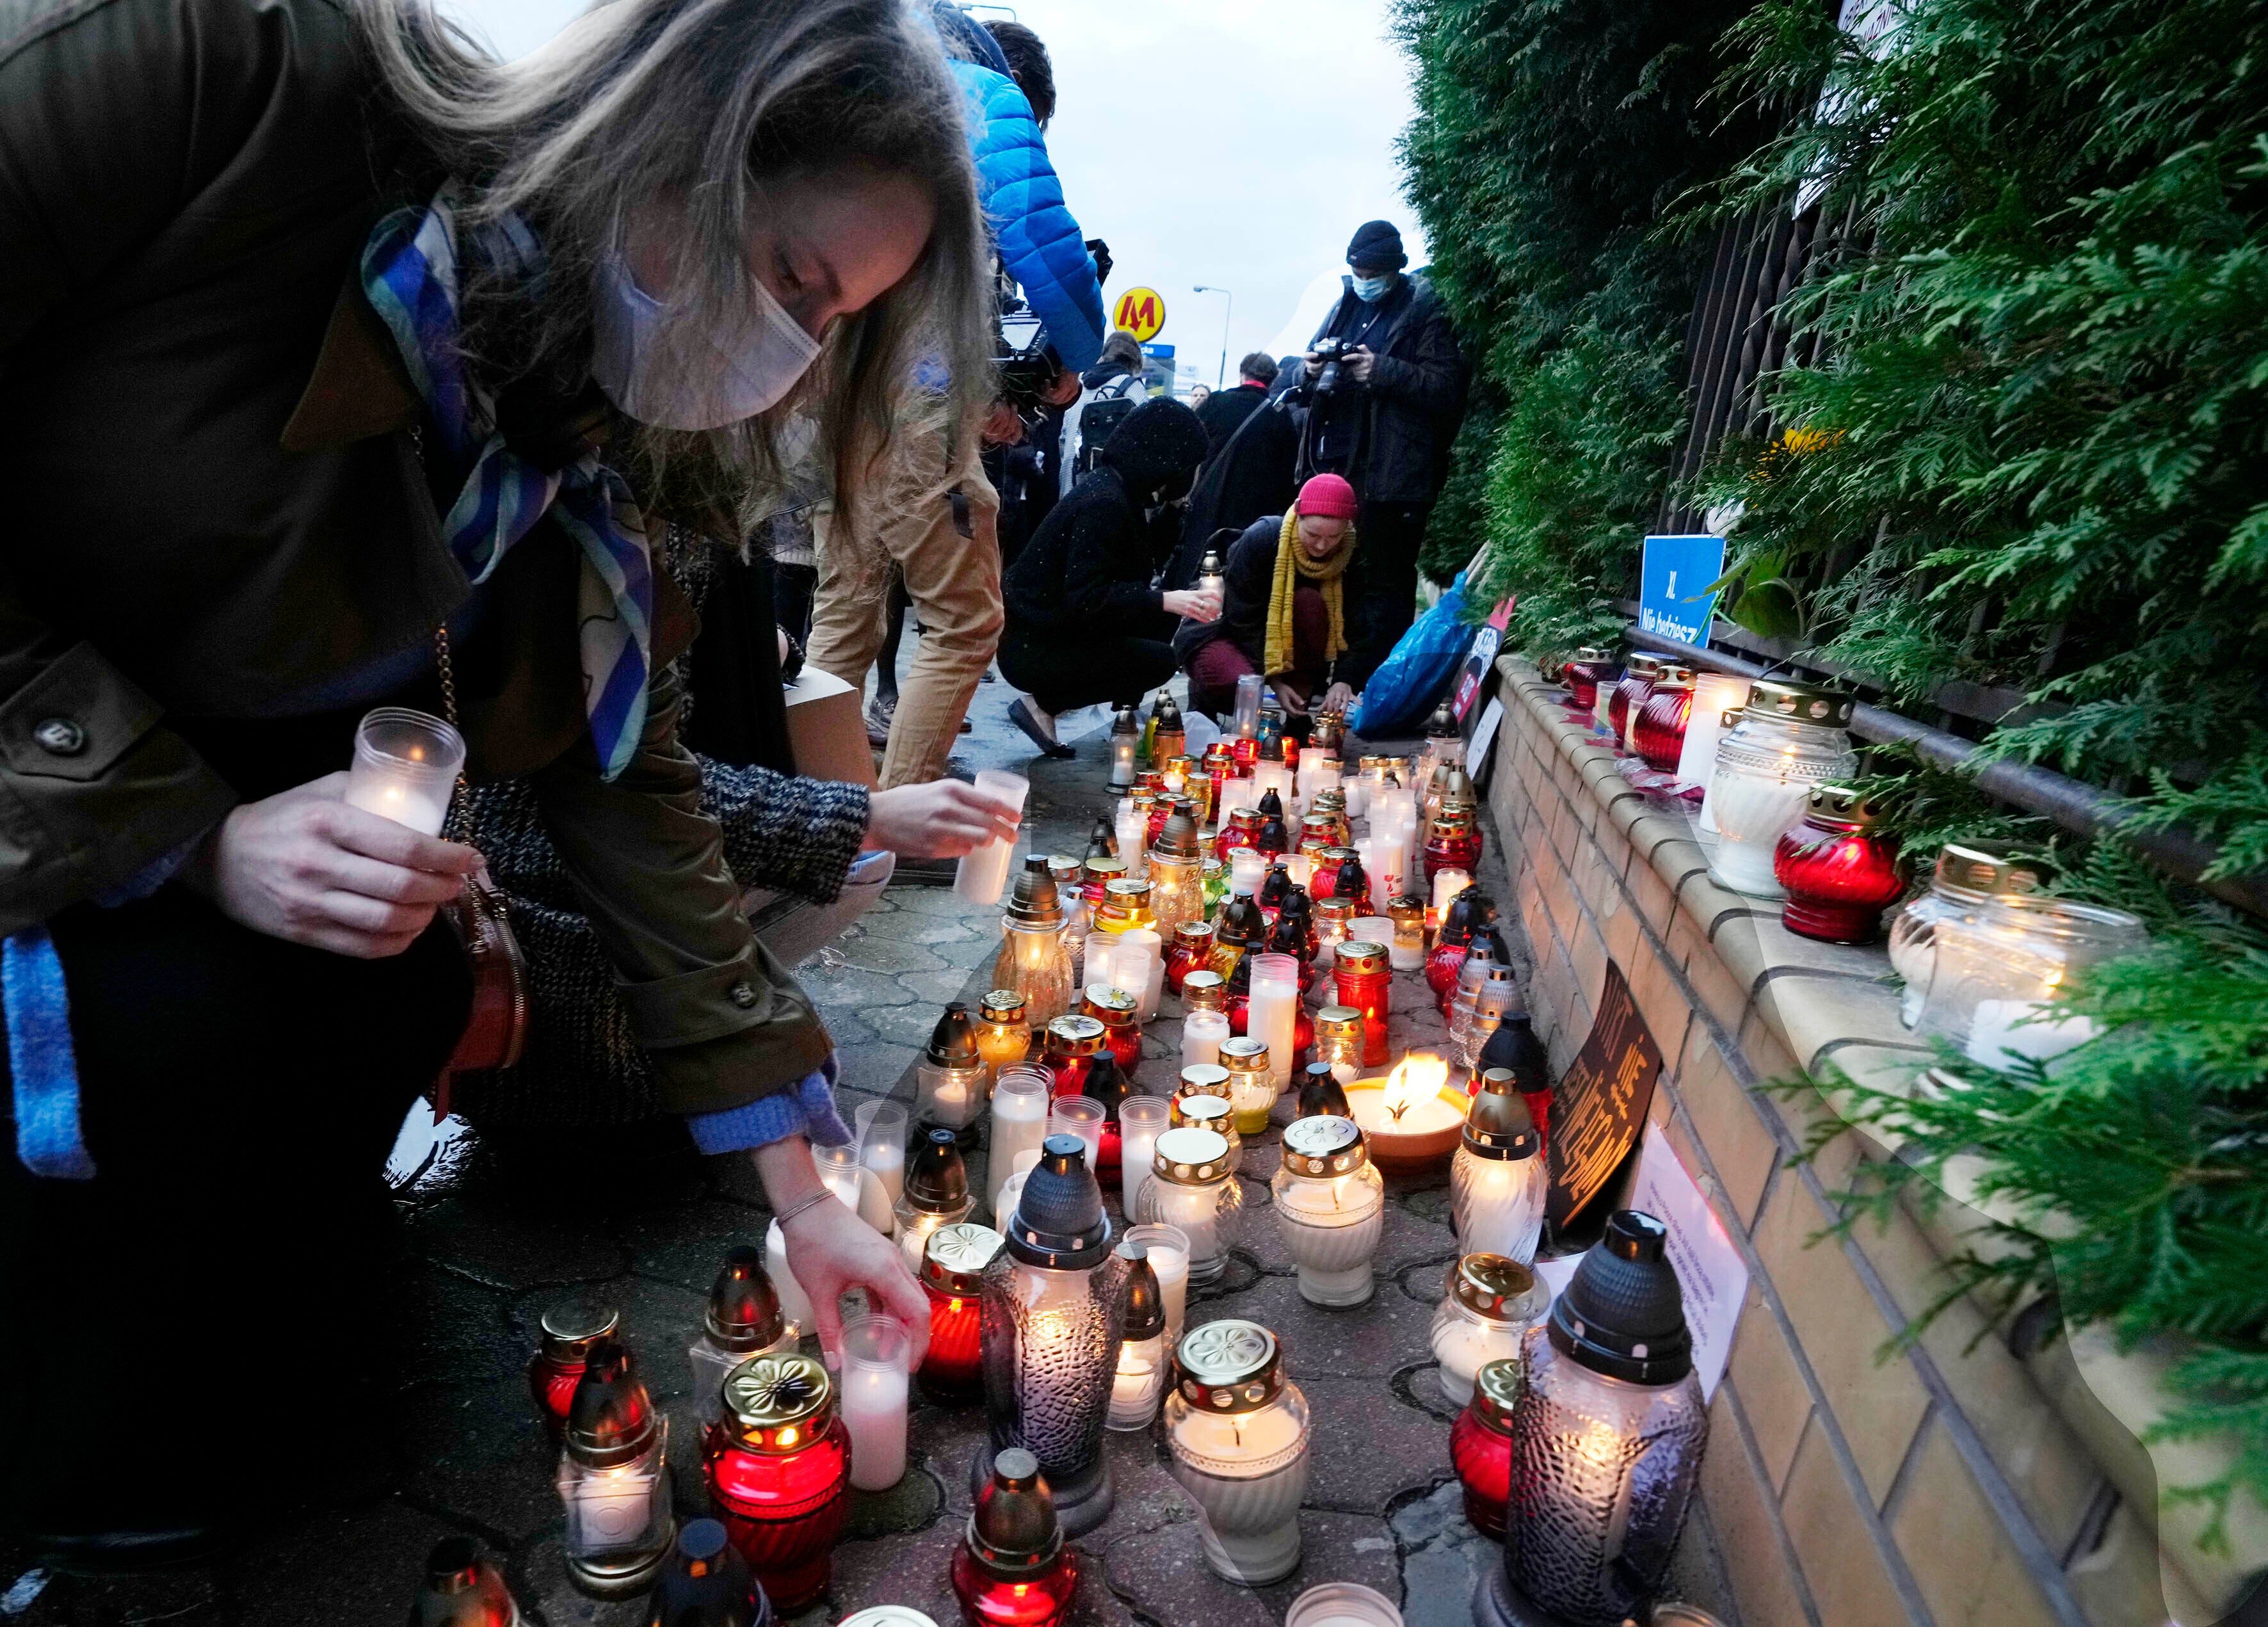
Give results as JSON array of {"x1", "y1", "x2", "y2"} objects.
[{"x1": 1264, "y1": 508, "x2": 1356, "y2": 679}]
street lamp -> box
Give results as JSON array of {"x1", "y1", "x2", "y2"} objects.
[{"x1": 1194, "y1": 285, "x2": 1232, "y2": 390}]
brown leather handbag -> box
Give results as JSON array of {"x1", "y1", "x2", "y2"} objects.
[{"x1": 433, "y1": 629, "x2": 529, "y2": 1092}]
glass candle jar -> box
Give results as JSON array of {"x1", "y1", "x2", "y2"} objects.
[
  {"x1": 988, "y1": 1064, "x2": 1054, "y2": 1221},
  {"x1": 1387, "y1": 894, "x2": 1429, "y2": 971},
  {"x1": 1201, "y1": 856, "x2": 1228, "y2": 921},
  {"x1": 1426, "y1": 889, "x2": 1492, "y2": 1003},
  {"x1": 1773, "y1": 783, "x2": 1906, "y2": 943},
  {"x1": 1039, "y1": 1014, "x2": 1109, "y2": 1102},
  {"x1": 1108, "y1": 707, "x2": 1139, "y2": 788},
  {"x1": 558, "y1": 1340, "x2": 674, "y2": 1597},
  {"x1": 1108, "y1": 1241, "x2": 1170, "y2": 1432},
  {"x1": 529, "y1": 1305, "x2": 618, "y2": 1444},
  {"x1": 1606, "y1": 653, "x2": 1664, "y2": 751},
  {"x1": 704, "y1": 1353, "x2": 851, "y2": 1613},
  {"x1": 1917, "y1": 895, "x2": 2148, "y2": 1071},
  {"x1": 974, "y1": 991, "x2": 1033, "y2": 1085},
  {"x1": 1182, "y1": 967, "x2": 1228, "y2": 1016},
  {"x1": 1081, "y1": 985, "x2": 1143, "y2": 1075},
  {"x1": 1331, "y1": 942, "x2": 1393, "y2": 1068},
  {"x1": 897, "y1": 1127, "x2": 976, "y2": 1270},
  {"x1": 1423, "y1": 803, "x2": 1485, "y2": 886},
  {"x1": 1312, "y1": 896, "x2": 1355, "y2": 965},
  {"x1": 1165, "y1": 920, "x2": 1217, "y2": 995},
  {"x1": 1134, "y1": 1127, "x2": 1243, "y2": 1286},
  {"x1": 1633, "y1": 674, "x2": 1696, "y2": 774},
  {"x1": 981, "y1": 1136, "x2": 1131, "y2": 1537},
  {"x1": 1095, "y1": 878, "x2": 1156, "y2": 937},
  {"x1": 1310, "y1": 1006, "x2": 1364, "y2": 1084},
  {"x1": 1149, "y1": 815, "x2": 1207, "y2": 942},
  {"x1": 1123, "y1": 1222, "x2": 1192, "y2": 1349},
  {"x1": 1887, "y1": 842, "x2": 2041, "y2": 1027},
  {"x1": 1118, "y1": 1095, "x2": 1172, "y2": 1201},
  {"x1": 1271, "y1": 1115, "x2": 1385, "y2": 1306},
  {"x1": 921, "y1": 1003, "x2": 992, "y2": 1137},
  {"x1": 1451, "y1": 1070, "x2": 1545, "y2": 1264},
  {"x1": 1504, "y1": 1212, "x2": 1709, "y2": 1627},
  {"x1": 1215, "y1": 809, "x2": 1262, "y2": 864},
  {"x1": 1560, "y1": 646, "x2": 1618, "y2": 711},
  {"x1": 1081, "y1": 854, "x2": 1125, "y2": 909},
  {"x1": 994, "y1": 858, "x2": 1075, "y2": 1027},
  {"x1": 1431, "y1": 1254, "x2": 1548, "y2": 1408},
  {"x1": 1163, "y1": 1320, "x2": 1312, "y2": 1585},
  {"x1": 1166, "y1": 1090, "x2": 1241, "y2": 1166},
  {"x1": 953, "y1": 1447, "x2": 1079, "y2": 1627},
  {"x1": 919, "y1": 1223, "x2": 1003, "y2": 1406},
  {"x1": 1451, "y1": 964, "x2": 1524, "y2": 1070},
  {"x1": 410, "y1": 1536, "x2": 522, "y2": 1626},
  {"x1": 1703, "y1": 680, "x2": 1859, "y2": 899},
  {"x1": 1218, "y1": 1034, "x2": 1278, "y2": 1135},
  {"x1": 1450, "y1": 1358, "x2": 1520, "y2": 1539},
  {"x1": 689, "y1": 1247, "x2": 794, "y2": 1431}
]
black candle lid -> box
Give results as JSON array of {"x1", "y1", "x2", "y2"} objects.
[
  {"x1": 1005, "y1": 856, "x2": 1063, "y2": 927},
  {"x1": 967, "y1": 1448, "x2": 1065, "y2": 1579},
  {"x1": 650, "y1": 1519, "x2": 766, "y2": 1627},
  {"x1": 563, "y1": 1338, "x2": 657, "y2": 1467},
  {"x1": 1004, "y1": 1134, "x2": 1112, "y2": 1269},
  {"x1": 1297, "y1": 1062, "x2": 1352, "y2": 1119},
  {"x1": 1086, "y1": 818, "x2": 1118, "y2": 860},
  {"x1": 1461, "y1": 1070, "x2": 1539, "y2": 1160},
  {"x1": 704, "y1": 1245, "x2": 786, "y2": 1350},
  {"x1": 1155, "y1": 806, "x2": 1203, "y2": 860},
  {"x1": 926, "y1": 1002, "x2": 982, "y2": 1068},
  {"x1": 1547, "y1": 1209, "x2": 1693, "y2": 1384},
  {"x1": 905, "y1": 1126, "x2": 970, "y2": 1214},
  {"x1": 1425, "y1": 700, "x2": 1458, "y2": 739},
  {"x1": 1118, "y1": 1240, "x2": 1166, "y2": 1340}
]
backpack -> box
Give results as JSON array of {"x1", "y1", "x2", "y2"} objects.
[{"x1": 1070, "y1": 373, "x2": 1145, "y2": 485}]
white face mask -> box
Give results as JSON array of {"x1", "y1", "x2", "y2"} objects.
[
  {"x1": 590, "y1": 250, "x2": 822, "y2": 431},
  {"x1": 1351, "y1": 271, "x2": 1397, "y2": 304}
]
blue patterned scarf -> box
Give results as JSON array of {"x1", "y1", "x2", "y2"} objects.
[{"x1": 361, "y1": 195, "x2": 655, "y2": 781}]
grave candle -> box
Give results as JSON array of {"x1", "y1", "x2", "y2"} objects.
[
  {"x1": 345, "y1": 707, "x2": 463, "y2": 836},
  {"x1": 954, "y1": 769, "x2": 1030, "y2": 905},
  {"x1": 1247, "y1": 952, "x2": 1301, "y2": 1089},
  {"x1": 1122, "y1": 1222, "x2": 1192, "y2": 1347},
  {"x1": 839, "y1": 1314, "x2": 910, "y2": 1491}
]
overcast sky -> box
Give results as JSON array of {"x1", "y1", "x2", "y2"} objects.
[{"x1": 442, "y1": 0, "x2": 1427, "y2": 386}]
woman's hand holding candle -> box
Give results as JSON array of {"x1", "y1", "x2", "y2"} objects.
[
  {"x1": 755, "y1": 1135, "x2": 931, "y2": 1368},
  {"x1": 180, "y1": 773, "x2": 483, "y2": 958},
  {"x1": 865, "y1": 781, "x2": 1022, "y2": 858},
  {"x1": 1163, "y1": 588, "x2": 1221, "y2": 623}
]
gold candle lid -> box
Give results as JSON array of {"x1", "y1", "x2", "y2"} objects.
[
  {"x1": 1105, "y1": 877, "x2": 1154, "y2": 907},
  {"x1": 1313, "y1": 897, "x2": 1355, "y2": 927},
  {"x1": 1181, "y1": 970, "x2": 1228, "y2": 1011},
  {"x1": 538, "y1": 1305, "x2": 619, "y2": 1365},
  {"x1": 1170, "y1": 1095, "x2": 1235, "y2": 1141},
  {"x1": 1153, "y1": 1126, "x2": 1232, "y2": 1184},
  {"x1": 1335, "y1": 940, "x2": 1389, "y2": 975},
  {"x1": 721, "y1": 1352, "x2": 836, "y2": 1452},
  {"x1": 921, "y1": 1222, "x2": 1004, "y2": 1296},
  {"x1": 1082, "y1": 985, "x2": 1139, "y2": 1024},
  {"x1": 1388, "y1": 894, "x2": 1426, "y2": 923},
  {"x1": 979, "y1": 990, "x2": 1028, "y2": 1023},
  {"x1": 1173, "y1": 920, "x2": 1217, "y2": 948},
  {"x1": 1280, "y1": 1114, "x2": 1368, "y2": 1178},
  {"x1": 1313, "y1": 1004, "x2": 1362, "y2": 1038},
  {"x1": 1083, "y1": 855, "x2": 1127, "y2": 885},
  {"x1": 1741, "y1": 677, "x2": 1855, "y2": 728},
  {"x1": 1935, "y1": 841, "x2": 2041, "y2": 897},
  {"x1": 1216, "y1": 1035, "x2": 1270, "y2": 1073},
  {"x1": 1452, "y1": 1254, "x2": 1538, "y2": 1322},
  {"x1": 1177, "y1": 1062, "x2": 1231, "y2": 1098},
  {"x1": 1173, "y1": 1319, "x2": 1284, "y2": 1413},
  {"x1": 1470, "y1": 1358, "x2": 1522, "y2": 1432},
  {"x1": 1045, "y1": 1014, "x2": 1107, "y2": 1056}
]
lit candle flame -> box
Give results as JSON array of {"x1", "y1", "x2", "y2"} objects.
[{"x1": 1383, "y1": 1052, "x2": 1449, "y2": 1124}]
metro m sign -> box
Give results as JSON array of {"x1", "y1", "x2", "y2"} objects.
[{"x1": 1112, "y1": 286, "x2": 1166, "y2": 342}]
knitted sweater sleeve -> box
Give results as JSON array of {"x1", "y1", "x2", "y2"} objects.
[{"x1": 700, "y1": 760, "x2": 871, "y2": 906}]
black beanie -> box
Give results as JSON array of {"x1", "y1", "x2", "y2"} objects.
[{"x1": 1346, "y1": 220, "x2": 1407, "y2": 270}]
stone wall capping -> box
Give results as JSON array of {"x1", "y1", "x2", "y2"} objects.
[{"x1": 1491, "y1": 651, "x2": 2256, "y2": 1624}]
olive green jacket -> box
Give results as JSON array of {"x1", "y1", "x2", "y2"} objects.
[{"x1": 0, "y1": 0, "x2": 831, "y2": 1113}]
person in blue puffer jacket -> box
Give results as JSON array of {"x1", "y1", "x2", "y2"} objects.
[{"x1": 804, "y1": 7, "x2": 1105, "y2": 822}]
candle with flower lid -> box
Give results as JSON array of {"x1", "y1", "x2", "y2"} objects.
[
  {"x1": 689, "y1": 1247, "x2": 794, "y2": 1430},
  {"x1": 1451, "y1": 1358, "x2": 1521, "y2": 1539},
  {"x1": 897, "y1": 1128, "x2": 976, "y2": 1270},
  {"x1": 1451, "y1": 1070, "x2": 1545, "y2": 1263},
  {"x1": 1107, "y1": 1241, "x2": 1170, "y2": 1432},
  {"x1": 953, "y1": 1448, "x2": 1080, "y2": 1627},
  {"x1": 1346, "y1": 1052, "x2": 1465, "y2": 1172},
  {"x1": 920, "y1": 1004, "x2": 990, "y2": 1140},
  {"x1": 1431, "y1": 1254, "x2": 1547, "y2": 1407},
  {"x1": 557, "y1": 1340, "x2": 675, "y2": 1596},
  {"x1": 973, "y1": 991, "x2": 1033, "y2": 1086},
  {"x1": 1271, "y1": 1115, "x2": 1385, "y2": 1306},
  {"x1": 529, "y1": 1306, "x2": 618, "y2": 1443},
  {"x1": 346, "y1": 707, "x2": 463, "y2": 835},
  {"x1": 993, "y1": 858, "x2": 1075, "y2": 1027},
  {"x1": 704, "y1": 1353, "x2": 850, "y2": 1611},
  {"x1": 1216, "y1": 1034, "x2": 1278, "y2": 1135},
  {"x1": 1164, "y1": 1320, "x2": 1312, "y2": 1585},
  {"x1": 1773, "y1": 784, "x2": 1906, "y2": 943},
  {"x1": 919, "y1": 1222, "x2": 1002, "y2": 1405},
  {"x1": 988, "y1": 1064, "x2": 1053, "y2": 1219},
  {"x1": 1331, "y1": 940, "x2": 1392, "y2": 1068},
  {"x1": 979, "y1": 1135, "x2": 1130, "y2": 1535},
  {"x1": 1493, "y1": 1212, "x2": 1710, "y2": 1627},
  {"x1": 1133, "y1": 1126, "x2": 1243, "y2": 1285},
  {"x1": 1081, "y1": 985, "x2": 1142, "y2": 1075}
]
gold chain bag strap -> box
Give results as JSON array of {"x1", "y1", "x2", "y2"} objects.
[{"x1": 433, "y1": 626, "x2": 531, "y2": 1084}]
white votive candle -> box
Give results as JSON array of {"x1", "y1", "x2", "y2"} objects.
[
  {"x1": 840, "y1": 1314, "x2": 910, "y2": 1491},
  {"x1": 1249, "y1": 954, "x2": 1301, "y2": 1087},
  {"x1": 953, "y1": 769, "x2": 1029, "y2": 905},
  {"x1": 1182, "y1": 1009, "x2": 1230, "y2": 1070},
  {"x1": 1966, "y1": 998, "x2": 2103, "y2": 1071},
  {"x1": 857, "y1": 1101, "x2": 907, "y2": 1208},
  {"x1": 1123, "y1": 1223, "x2": 1191, "y2": 1345},
  {"x1": 1120, "y1": 927, "x2": 1166, "y2": 1021},
  {"x1": 1119, "y1": 1096, "x2": 1171, "y2": 1199},
  {"x1": 764, "y1": 1217, "x2": 815, "y2": 1337},
  {"x1": 1430, "y1": 867, "x2": 1472, "y2": 927},
  {"x1": 344, "y1": 707, "x2": 463, "y2": 837},
  {"x1": 988, "y1": 1068, "x2": 1051, "y2": 1217}
]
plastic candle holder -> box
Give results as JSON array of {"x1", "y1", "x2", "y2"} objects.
[
  {"x1": 345, "y1": 707, "x2": 463, "y2": 836},
  {"x1": 839, "y1": 1315, "x2": 912, "y2": 1492},
  {"x1": 1247, "y1": 951, "x2": 1301, "y2": 1089},
  {"x1": 919, "y1": 1223, "x2": 1003, "y2": 1406},
  {"x1": 1450, "y1": 1070, "x2": 1546, "y2": 1263},
  {"x1": 689, "y1": 1248, "x2": 793, "y2": 1431},
  {"x1": 988, "y1": 1065, "x2": 1054, "y2": 1219},
  {"x1": 1047, "y1": 1096, "x2": 1106, "y2": 1174},
  {"x1": 1117, "y1": 1095, "x2": 1171, "y2": 1201},
  {"x1": 954, "y1": 770, "x2": 1031, "y2": 906},
  {"x1": 857, "y1": 1100, "x2": 908, "y2": 1210},
  {"x1": 1429, "y1": 1254, "x2": 1546, "y2": 1408},
  {"x1": 704, "y1": 1354, "x2": 851, "y2": 1612},
  {"x1": 1271, "y1": 1116, "x2": 1385, "y2": 1306},
  {"x1": 557, "y1": 1340, "x2": 674, "y2": 1598},
  {"x1": 1163, "y1": 1320, "x2": 1312, "y2": 1585},
  {"x1": 1122, "y1": 1222, "x2": 1192, "y2": 1347},
  {"x1": 1674, "y1": 672, "x2": 1752, "y2": 791},
  {"x1": 1181, "y1": 1007, "x2": 1230, "y2": 1070}
]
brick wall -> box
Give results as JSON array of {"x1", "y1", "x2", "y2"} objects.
[{"x1": 1481, "y1": 655, "x2": 2201, "y2": 1627}]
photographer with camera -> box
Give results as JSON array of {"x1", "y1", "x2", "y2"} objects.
[
  {"x1": 805, "y1": 8, "x2": 1103, "y2": 815},
  {"x1": 1293, "y1": 220, "x2": 1468, "y2": 670}
]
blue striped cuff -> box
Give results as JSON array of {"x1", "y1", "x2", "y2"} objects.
[{"x1": 686, "y1": 1058, "x2": 854, "y2": 1156}]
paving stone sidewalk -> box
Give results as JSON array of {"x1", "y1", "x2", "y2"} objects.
[{"x1": 1, "y1": 670, "x2": 1726, "y2": 1626}]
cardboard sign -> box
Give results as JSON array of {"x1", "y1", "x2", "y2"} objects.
[
  {"x1": 1545, "y1": 961, "x2": 1665, "y2": 1231},
  {"x1": 1638, "y1": 534, "x2": 1727, "y2": 648},
  {"x1": 1113, "y1": 286, "x2": 1166, "y2": 341}
]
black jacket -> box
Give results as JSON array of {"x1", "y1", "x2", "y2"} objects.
[
  {"x1": 1005, "y1": 397, "x2": 1208, "y2": 641},
  {"x1": 1165, "y1": 373, "x2": 1303, "y2": 590},
  {"x1": 1172, "y1": 515, "x2": 1382, "y2": 693},
  {"x1": 1299, "y1": 274, "x2": 1468, "y2": 505},
  {"x1": 1196, "y1": 381, "x2": 1270, "y2": 458}
]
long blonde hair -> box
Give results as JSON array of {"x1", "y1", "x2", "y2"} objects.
[{"x1": 352, "y1": 0, "x2": 993, "y2": 524}]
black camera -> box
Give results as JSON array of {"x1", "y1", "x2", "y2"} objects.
[{"x1": 1308, "y1": 335, "x2": 1352, "y2": 397}]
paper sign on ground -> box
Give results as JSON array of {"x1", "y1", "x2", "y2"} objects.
[{"x1": 1627, "y1": 1129, "x2": 1750, "y2": 1399}]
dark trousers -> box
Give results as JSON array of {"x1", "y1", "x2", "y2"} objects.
[
  {"x1": 998, "y1": 627, "x2": 1177, "y2": 717},
  {"x1": 1354, "y1": 500, "x2": 1431, "y2": 672},
  {"x1": 1, "y1": 712, "x2": 471, "y2": 1537}
]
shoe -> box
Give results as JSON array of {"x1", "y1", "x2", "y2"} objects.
[
  {"x1": 887, "y1": 855, "x2": 960, "y2": 888},
  {"x1": 864, "y1": 694, "x2": 897, "y2": 749},
  {"x1": 1007, "y1": 697, "x2": 1075, "y2": 759}
]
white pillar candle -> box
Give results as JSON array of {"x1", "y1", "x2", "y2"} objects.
[
  {"x1": 1118, "y1": 1096, "x2": 1171, "y2": 1199},
  {"x1": 764, "y1": 1217, "x2": 815, "y2": 1337},
  {"x1": 1115, "y1": 803, "x2": 1148, "y2": 879},
  {"x1": 1182, "y1": 1009, "x2": 1230, "y2": 1070},
  {"x1": 1049, "y1": 1097, "x2": 1106, "y2": 1171},
  {"x1": 1677, "y1": 674, "x2": 1752, "y2": 792},
  {"x1": 1286, "y1": 852, "x2": 1314, "y2": 891},
  {"x1": 1342, "y1": 776, "x2": 1369, "y2": 820},
  {"x1": 953, "y1": 769, "x2": 1029, "y2": 905},
  {"x1": 1430, "y1": 867, "x2": 1472, "y2": 927},
  {"x1": 1123, "y1": 1224, "x2": 1191, "y2": 1345},
  {"x1": 1248, "y1": 954, "x2": 1301, "y2": 1087},
  {"x1": 993, "y1": 1148, "x2": 1043, "y2": 1228},
  {"x1": 1119, "y1": 927, "x2": 1166, "y2": 1022},
  {"x1": 1965, "y1": 999, "x2": 2103, "y2": 1072},
  {"x1": 988, "y1": 1068, "x2": 1052, "y2": 1217},
  {"x1": 857, "y1": 1101, "x2": 907, "y2": 1208},
  {"x1": 839, "y1": 1315, "x2": 911, "y2": 1491},
  {"x1": 1228, "y1": 847, "x2": 1266, "y2": 899}
]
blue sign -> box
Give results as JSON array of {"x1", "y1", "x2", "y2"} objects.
[{"x1": 1639, "y1": 534, "x2": 1727, "y2": 648}]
